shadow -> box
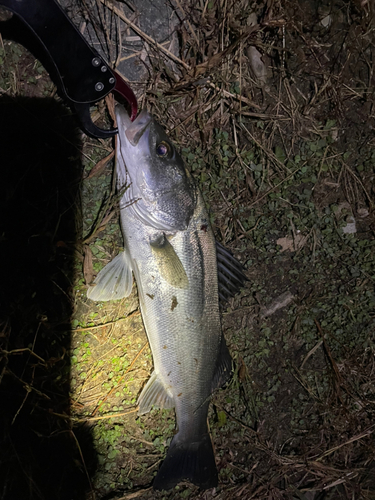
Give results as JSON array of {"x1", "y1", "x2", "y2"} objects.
[{"x1": 0, "y1": 96, "x2": 97, "y2": 499}]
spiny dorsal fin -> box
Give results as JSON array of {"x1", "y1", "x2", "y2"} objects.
[{"x1": 216, "y1": 241, "x2": 248, "y2": 302}]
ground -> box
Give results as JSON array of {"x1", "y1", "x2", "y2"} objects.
[{"x1": 0, "y1": 1, "x2": 375, "y2": 499}]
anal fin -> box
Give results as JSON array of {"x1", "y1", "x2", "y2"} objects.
[{"x1": 138, "y1": 371, "x2": 174, "y2": 415}]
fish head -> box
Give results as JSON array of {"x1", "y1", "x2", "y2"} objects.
[{"x1": 116, "y1": 105, "x2": 197, "y2": 232}]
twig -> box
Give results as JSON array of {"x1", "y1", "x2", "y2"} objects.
[
  {"x1": 315, "y1": 319, "x2": 343, "y2": 386},
  {"x1": 300, "y1": 340, "x2": 323, "y2": 370},
  {"x1": 316, "y1": 426, "x2": 375, "y2": 461},
  {"x1": 70, "y1": 430, "x2": 96, "y2": 499},
  {"x1": 340, "y1": 159, "x2": 373, "y2": 206},
  {"x1": 98, "y1": 0, "x2": 190, "y2": 70},
  {"x1": 119, "y1": 41, "x2": 170, "y2": 63},
  {"x1": 240, "y1": 121, "x2": 291, "y2": 172},
  {"x1": 72, "y1": 310, "x2": 140, "y2": 332},
  {"x1": 247, "y1": 166, "x2": 302, "y2": 209},
  {"x1": 117, "y1": 486, "x2": 154, "y2": 499},
  {"x1": 79, "y1": 407, "x2": 139, "y2": 422},
  {"x1": 209, "y1": 81, "x2": 261, "y2": 108},
  {"x1": 1, "y1": 347, "x2": 46, "y2": 364},
  {"x1": 174, "y1": 0, "x2": 199, "y2": 46}
]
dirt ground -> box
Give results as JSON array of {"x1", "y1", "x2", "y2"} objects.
[{"x1": 1, "y1": 1, "x2": 375, "y2": 499}]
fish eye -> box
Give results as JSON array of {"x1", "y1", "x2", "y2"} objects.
[{"x1": 156, "y1": 141, "x2": 171, "y2": 158}]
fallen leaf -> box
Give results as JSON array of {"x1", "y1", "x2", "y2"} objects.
[
  {"x1": 277, "y1": 234, "x2": 306, "y2": 252},
  {"x1": 261, "y1": 291, "x2": 295, "y2": 318},
  {"x1": 86, "y1": 150, "x2": 115, "y2": 179},
  {"x1": 83, "y1": 245, "x2": 94, "y2": 285},
  {"x1": 105, "y1": 93, "x2": 116, "y2": 122}
]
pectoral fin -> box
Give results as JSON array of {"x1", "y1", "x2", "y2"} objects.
[
  {"x1": 150, "y1": 235, "x2": 188, "y2": 289},
  {"x1": 138, "y1": 371, "x2": 174, "y2": 415},
  {"x1": 87, "y1": 251, "x2": 133, "y2": 301}
]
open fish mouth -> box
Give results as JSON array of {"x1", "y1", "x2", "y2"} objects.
[{"x1": 116, "y1": 107, "x2": 152, "y2": 146}]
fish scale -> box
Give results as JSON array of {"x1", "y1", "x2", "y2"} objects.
[{"x1": 123, "y1": 192, "x2": 220, "y2": 426}]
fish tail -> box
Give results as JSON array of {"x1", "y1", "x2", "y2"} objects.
[{"x1": 153, "y1": 432, "x2": 218, "y2": 491}]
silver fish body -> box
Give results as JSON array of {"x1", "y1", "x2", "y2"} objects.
[{"x1": 88, "y1": 106, "x2": 232, "y2": 490}]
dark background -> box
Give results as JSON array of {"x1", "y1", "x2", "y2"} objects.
[{"x1": 0, "y1": 96, "x2": 95, "y2": 499}]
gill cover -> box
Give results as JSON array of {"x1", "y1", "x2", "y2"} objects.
[{"x1": 116, "y1": 106, "x2": 197, "y2": 232}]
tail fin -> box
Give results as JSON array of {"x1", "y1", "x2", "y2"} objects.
[{"x1": 153, "y1": 433, "x2": 218, "y2": 491}]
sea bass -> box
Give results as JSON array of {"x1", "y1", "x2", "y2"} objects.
[{"x1": 88, "y1": 106, "x2": 239, "y2": 490}]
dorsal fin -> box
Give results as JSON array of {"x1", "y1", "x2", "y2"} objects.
[
  {"x1": 212, "y1": 333, "x2": 233, "y2": 390},
  {"x1": 216, "y1": 241, "x2": 248, "y2": 303}
]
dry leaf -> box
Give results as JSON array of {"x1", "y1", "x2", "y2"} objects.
[
  {"x1": 261, "y1": 291, "x2": 295, "y2": 318},
  {"x1": 83, "y1": 245, "x2": 94, "y2": 285},
  {"x1": 86, "y1": 151, "x2": 115, "y2": 179},
  {"x1": 277, "y1": 234, "x2": 306, "y2": 252},
  {"x1": 105, "y1": 94, "x2": 116, "y2": 123},
  {"x1": 247, "y1": 46, "x2": 268, "y2": 87}
]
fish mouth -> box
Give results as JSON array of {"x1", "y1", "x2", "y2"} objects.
[{"x1": 115, "y1": 106, "x2": 152, "y2": 146}]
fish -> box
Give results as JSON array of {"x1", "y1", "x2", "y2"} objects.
[{"x1": 87, "y1": 105, "x2": 246, "y2": 490}]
